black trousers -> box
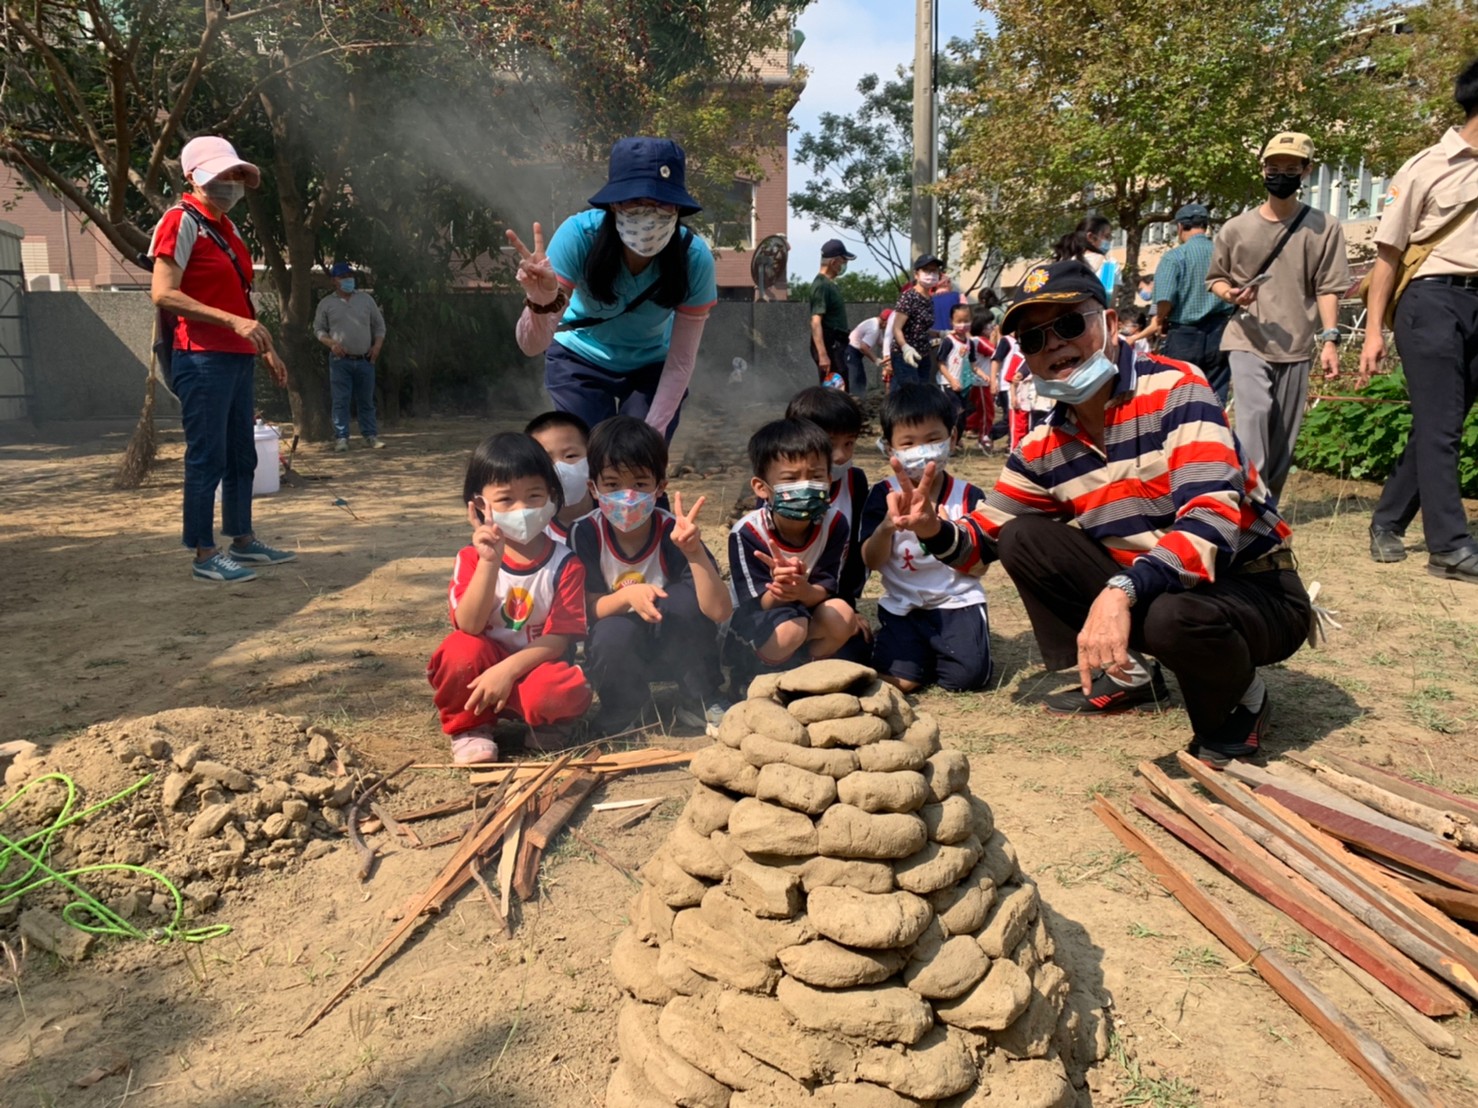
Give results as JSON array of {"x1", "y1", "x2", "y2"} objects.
[
  {"x1": 995, "y1": 515, "x2": 1311, "y2": 737},
  {"x1": 810, "y1": 327, "x2": 851, "y2": 386},
  {"x1": 586, "y1": 579, "x2": 721, "y2": 723},
  {"x1": 1371, "y1": 280, "x2": 1478, "y2": 555},
  {"x1": 1161, "y1": 313, "x2": 1232, "y2": 404}
]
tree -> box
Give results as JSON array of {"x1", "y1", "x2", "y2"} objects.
[
  {"x1": 0, "y1": 0, "x2": 808, "y2": 437},
  {"x1": 786, "y1": 270, "x2": 909, "y2": 302},
  {"x1": 790, "y1": 42, "x2": 977, "y2": 285},
  {"x1": 948, "y1": 0, "x2": 1414, "y2": 299}
]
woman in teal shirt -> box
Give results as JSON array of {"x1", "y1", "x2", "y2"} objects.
[{"x1": 510, "y1": 138, "x2": 717, "y2": 442}]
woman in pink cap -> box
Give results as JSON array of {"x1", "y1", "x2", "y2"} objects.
[{"x1": 148, "y1": 135, "x2": 295, "y2": 583}]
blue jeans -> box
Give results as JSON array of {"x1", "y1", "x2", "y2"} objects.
[
  {"x1": 543, "y1": 340, "x2": 684, "y2": 443},
  {"x1": 330, "y1": 355, "x2": 378, "y2": 440},
  {"x1": 888, "y1": 348, "x2": 931, "y2": 392},
  {"x1": 173, "y1": 349, "x2": 256, "y2": 551}
]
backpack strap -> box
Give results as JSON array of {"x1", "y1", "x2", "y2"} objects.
[
  {"x1": 178, "y1": 203, "x2": 255, "y2": 318},
  {"x1": 557, "y1": 228, "x2": 693, "y2": 332}
]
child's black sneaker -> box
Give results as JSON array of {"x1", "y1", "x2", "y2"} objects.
[{"x1": 1041, "y1": 664, "x2": 1171, "y2": 716}]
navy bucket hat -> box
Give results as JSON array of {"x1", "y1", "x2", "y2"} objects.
[{"x1": 588, "y1": 137, "x2": 702, "y2": 216}]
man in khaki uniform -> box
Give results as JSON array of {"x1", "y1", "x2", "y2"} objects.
[
  {"x1": 1206, "y1": 132, "x2": 1349, "y2": 500},
  {"x1": 1361, "y1": 58, "x2": 1478, "y2": 584}
]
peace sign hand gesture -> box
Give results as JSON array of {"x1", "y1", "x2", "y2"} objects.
[
  {"x1": 670, "y1": 492, "x2": 709, "y2": 559},
  {"x1": 505, "y1": 222, "x2": 560, "y2": 304},
  {"x1": 886, "y1": 458, "x2": 942, "y2": 538}
]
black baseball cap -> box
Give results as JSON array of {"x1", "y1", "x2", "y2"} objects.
[
  {"x1": 821, "y1": 239, "x2": 857, "y2": 260},
  {"x1": 1000, "y1": 260, "x2": 1109, "y2": 335},
  {"x1": 912, "y1": 253, "x2": 944, "y2": 271}
]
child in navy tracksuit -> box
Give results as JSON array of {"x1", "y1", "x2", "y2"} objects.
[
  {"x1": 784, "y1": 387, "x2": 869, "y2": 609},
  {"x1": 570, "y1": 416, "x2": 732, "y2": 735},
  {"x1": 728, "y1": 419, "x2": 861, "y2": 678},
  {"x1": 860, "y1": 384, "x2": 992, "y2": 693}
]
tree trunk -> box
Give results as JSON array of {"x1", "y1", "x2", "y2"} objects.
[
  {"x1": 1120, "y1": 207, "x2": 1145, "y2": 314},
  {"x1": 282, "y1": 329, "x2": 332, "y2": 439}
]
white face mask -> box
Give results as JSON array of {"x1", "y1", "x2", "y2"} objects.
[
  {"x1": 200, "y1": 178, "x2": 245, "y2": 212},
  {"x1": 554, "y1": 458, "x2": 590, "y2": 506},
  {"x1": 892, "y1": 440, "x2": 951, "y2": 481},
  {"x1": 916, "y1": 271, "x2": 942, "y2": 290},
  {"x1": 830, "y1": 461, "x2": 851, "y2": 482},
  {"x1": 490, "y1": 503, "x2": 557, "y2": 545},
  {"x1": 614, "y1": 206, "x2": 679, "y2": 257}
]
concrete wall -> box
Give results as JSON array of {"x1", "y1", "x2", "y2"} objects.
[
  {"x1": 20, "y1": 290, "x2": 891, "y2": 423},
  {"x1": 25, "y1": 290, "x2": 176, "y2": 423}
]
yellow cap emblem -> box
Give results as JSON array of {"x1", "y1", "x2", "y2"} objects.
[{"x1": 1023, "y1": 267, "x2": 1049, "y2": 293}]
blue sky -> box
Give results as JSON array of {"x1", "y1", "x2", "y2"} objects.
[{"x1": 786, "y1": 0, "x2": 985, "y2": 277}]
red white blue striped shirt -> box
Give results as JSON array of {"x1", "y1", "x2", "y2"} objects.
[{"x1": 924, "y1": 344, "x2": 1293, "y2": 603}]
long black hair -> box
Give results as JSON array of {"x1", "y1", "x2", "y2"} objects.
[
  {"x1": 583, "y1": 208, "x2": 691, "y2": 308},
  {"x1": 1051, "y1": 216, "x2": 1113, "y2": 262}
]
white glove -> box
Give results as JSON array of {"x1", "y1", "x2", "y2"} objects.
[
  {"x1": 1305, "y1": 581, "x2": 1343, "y2": 648},
  {"x1": 902, "y1": 344, "x2": 921, "y2": 368}
]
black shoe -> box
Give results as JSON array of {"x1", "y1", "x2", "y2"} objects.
[
  {"x1": 1041, "y1": 664, "x2": 1171, "y2": 716},
  {"x1": 1189, "y1": 695, "x2": 1273, "y2": 769},
  {"x1": 1428, "y1": 542, "x2": 1478, "y2": 584},
  {"x1": 1368, "y1": 527, "x2": 1407, "y2": 563}
]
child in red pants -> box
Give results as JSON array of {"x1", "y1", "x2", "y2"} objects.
[{"x1": 427, "y1": 432, "x2": 592, "y2": 764}]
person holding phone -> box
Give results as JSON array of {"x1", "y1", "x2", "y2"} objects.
[
  {"x1": 508, "y1": 137, "x2": 717, "y2": 443},
  {"x1": 1205, "y1": 132, "x2": 1350, "y2": 500}
]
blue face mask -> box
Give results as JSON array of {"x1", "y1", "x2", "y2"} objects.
[
  {"x1": 339, "y1": 278, "x2": 356, "y2": 293},
  {"x1": 1032, "y1": 320, "x2": 1118, "y2": 406}
]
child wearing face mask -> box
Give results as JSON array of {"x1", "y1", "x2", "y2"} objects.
[
  {"x1": 784, "y1": 387, "x2": 870, "y2": 609},
  {"x1": 859, "y1": 384, "x2": 991, "y2": 694},
  {"x1": 936, "y1": 302, "x2": 978, "y2": 445},
  {"x1": 728, "y1": 419, "x2": 862, "y2": 682},
  {"x1": 569, "y1": 417, "x2": 733, "y2": 736},
  {"x1": 426, "y1": 433, "x2": 593, "y2": 765},
  {"x1": 526, "y1": 410, "x2": 596, "y2": 543}
]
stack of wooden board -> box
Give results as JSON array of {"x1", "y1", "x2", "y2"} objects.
[{"x1": 1095, "y1": 749, "x2": 1478, "y2": 1108}]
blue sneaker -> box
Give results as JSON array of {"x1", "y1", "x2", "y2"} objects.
[
  {"x1": 193, "y1": 552, "x2": 257, "y2": 583},
  {"x1": 230, "y1": 538, "x2": 296, "y2": 565}
]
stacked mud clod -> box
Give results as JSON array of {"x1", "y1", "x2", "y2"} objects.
[{"x1": 607, "y1": 660, "x2": 1109, "y2": 1108}]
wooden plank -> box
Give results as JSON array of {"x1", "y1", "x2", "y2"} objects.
[
  {"x1": 1229, "y1": 763, "x2": 1453, "y2": 851},
  {"x1": 1400, "y1": 878, "x2": 1478, "y2": 924},
  {"x1": 497, "y1": 810, "x2": 525, "y2": 920},
  {"x1": 1252, "y1": 781, "x2": 1478, "y2": 895},
  {"x1": 611, "y1": 798, "x2": 665, "y2": 831},
  {"x1": 526, "y1": 772, "x2": 602, "y2": 850},
  {"x1": 592, "y1": 798, "x2": 664, "y2": 812},
  {"x1": 1092, "y1": 797, "x2": 1440, "y2": 1108},
  {"x1": 1133, "y1": 770, "x2": 1463, "y2": 1017},
  {"x1": 1219, "y1": 806, "x2": 1478, "y2": 1005},
  {"x1": 1289, "y1": 752, "x2": 1478, "y2": 826},
  {"x1": 1315, "y1": 940, "x2": 1462, "y2": 1058},
  {"x1": 294, "y1": 751, "x2": 574, "y2": 1035},
  {"x1": 1175, "y1": 752, "x2": 1473, "y2": 1013},
  {"x1": 1297, "y1": 758, "x2": 1478, "y2": 852}
]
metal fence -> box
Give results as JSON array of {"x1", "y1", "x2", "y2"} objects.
[{"x1": 0, "y1": 221, "x2": 33, "y2": 421}]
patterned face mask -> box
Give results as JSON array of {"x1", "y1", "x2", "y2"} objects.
[
  {"x1": 614, "y1": 206, "x2": 679, "y2": 257},
  {"x1": 598, "y1": 488, "x2": 657, "y2": 532},
  {"x1": 892, "y1": 440, "x2": 951, "y2": 481},
  {"x1": 770, "y1": 480, "x2": 830, "y2": 522}
]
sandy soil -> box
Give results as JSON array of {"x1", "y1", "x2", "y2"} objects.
[{"x1": 0, "y1": 407, "x2": 1476, "y2": 1108}]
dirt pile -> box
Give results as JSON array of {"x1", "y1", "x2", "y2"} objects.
[
  {"x1": 0, "y1": 707, "x2": 377, "y2": 945},
  {"x1": 605, "y1": 660, "x2": 1110, "y2": 1108}
]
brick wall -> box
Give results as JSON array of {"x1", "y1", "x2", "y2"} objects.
[{"x1": 0, "y1": 164, "x2": 150, "y2": 290}]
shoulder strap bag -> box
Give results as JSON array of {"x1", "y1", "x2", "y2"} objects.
[{"x1": 1358, "y1": 193, "x2": 1478, "y2": 329}]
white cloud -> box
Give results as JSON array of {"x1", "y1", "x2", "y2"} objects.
[{"x1": 786, "y1": 0, "x2": 984, "y2": 277}]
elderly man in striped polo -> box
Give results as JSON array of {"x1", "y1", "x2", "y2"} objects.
[{"x1": 886, "y1": 259, "x2": 1311, "y2": 768}]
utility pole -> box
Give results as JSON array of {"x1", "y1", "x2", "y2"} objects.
[{"x1": 910, "y1": 0, "x2": 937, "y2": 269}]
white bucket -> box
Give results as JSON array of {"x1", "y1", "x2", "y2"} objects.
[
  {"x1": 253, "y1": 421, "x2": 280, "y2": 496},
  {"x1": 215, "y1": 420, "x2": 281, "y2": 501}
]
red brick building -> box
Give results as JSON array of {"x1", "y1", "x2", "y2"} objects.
[{"x1": 0, "y1": 164, "x2": 149, "y2": 291}]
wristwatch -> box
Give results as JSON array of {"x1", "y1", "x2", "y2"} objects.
[
  {"x1": 1317, "y1": 327, "x2": 1342, "y2": 344},
  {"x1": 1105, "y1": 573, "x2": 1137, "y2": 607}
]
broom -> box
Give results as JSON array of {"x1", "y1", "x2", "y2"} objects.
[{"x1": 113, "y1": 316, "x2": 160, "y2": 490}]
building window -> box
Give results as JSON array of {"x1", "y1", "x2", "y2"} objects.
[{"x1": 700, "y1": 181, "x2": 755, "y2": 252}]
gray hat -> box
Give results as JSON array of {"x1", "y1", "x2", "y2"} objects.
[{"x1": 1174, "y1": 202, "x2": 1210, "y2": 225}]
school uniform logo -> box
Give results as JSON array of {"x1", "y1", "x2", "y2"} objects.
[
  {"x1": 613, "y1": 570, "x2": 648, "y2": 589},
  {"x1": 502, "y1": 587, "x2": 534, "y2": 631}
]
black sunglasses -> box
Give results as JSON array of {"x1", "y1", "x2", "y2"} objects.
[{"x1": 1016, "y1": 309, "x2": 1103, "y2": 356}]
